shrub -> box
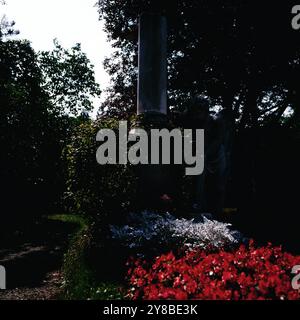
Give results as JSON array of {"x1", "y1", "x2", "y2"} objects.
[
  {"x1": 53, "y1": 214, "x2": 124, "y2": 300},
  {"x1": 63, "y1": 118, "x2": 138, "y2": 222},
  {"x1": 126, "y1": 241, "x2": 300, "y2": 300},
  {"x1": 56, "y1": 215, "x2": 92, "y2": 299},
  {"x1": 110, "y1": 211, "x2": 241, "y2": 251}
]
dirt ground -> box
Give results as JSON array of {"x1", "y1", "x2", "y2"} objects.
[{"x1": 0, "y1": 218, "x2": 76, "y2": 300}]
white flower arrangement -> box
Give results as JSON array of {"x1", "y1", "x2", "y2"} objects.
[{"x1": 110, "y1": 211, "x2": 242, "y2": 250}]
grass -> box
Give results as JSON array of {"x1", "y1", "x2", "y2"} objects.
[
  {"x1": 49, "y1": 214, "x2": 124, "y2": 300},
  {"x1": 49, "y1": 214, "x2": 88, "y2": 230}
]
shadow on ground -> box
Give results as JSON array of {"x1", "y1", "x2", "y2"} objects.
[{"x1": 0, "y1": 218, "x2": 77, "y2": 296}]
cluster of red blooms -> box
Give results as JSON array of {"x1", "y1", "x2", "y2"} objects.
[{"x1": 126, "y1": 240, "x2": 300, "y2": 300}]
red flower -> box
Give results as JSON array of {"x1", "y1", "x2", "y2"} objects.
[
  {"x1": 126, "y1": 241, "x2": 300, "y2": 300},
  {"x1": 222, "y1": 271, "x2": 233, "y2": 282}
]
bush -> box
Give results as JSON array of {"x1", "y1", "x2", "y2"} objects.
[
  {"x1": 110, "y1": 211, "x2": 241, "y2": 251},
  {"x1": 50, "y1": 214, "x2": 92, "y2": 299},
  {"x1": 52, "y1": 214, "x2": 124, "y2": 300},
  {"x1": 126, "y1": 241, "x2": 300, "y2": 300},
  {"x1": 63, "y1": 118, "x2": 138, "y2": 223}
]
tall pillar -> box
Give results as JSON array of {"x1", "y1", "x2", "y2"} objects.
[
  {"x1": 137, "y1": 13, "x2": 167, "y2": 117},
  {"x1": 134, "y1": 13, "x2": 172, "y2": 210}
]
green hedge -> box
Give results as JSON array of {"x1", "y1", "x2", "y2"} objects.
[{"x1": 63, "y1": 118, "x2": 138, "y2": 223}]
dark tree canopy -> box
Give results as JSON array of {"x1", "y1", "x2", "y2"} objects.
[
  {"x1": 97, "y1": 0, "x2": 300, "y2": 128},
  {"x1": 0, "y1": 24, "x2": 101, "y2": 226}
]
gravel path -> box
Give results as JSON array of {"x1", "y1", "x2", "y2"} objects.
[
  {"x1": 0, "y1": 218, "x2": 76, "y2": 300},
  {"x1": 0, "y1": 270, "x2": 62, "y2": 300}
]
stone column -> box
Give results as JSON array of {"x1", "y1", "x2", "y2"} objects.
[
  {"x1": 134, "y1": 13, "x2": 173, "y2": 210},
  {"x1": 137, "y1": 13, "x2": 167, "y2": 117}
]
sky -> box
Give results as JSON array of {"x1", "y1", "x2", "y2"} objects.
[{"x1": 1, "y1": 0, "x2": 114, "y2": 115}]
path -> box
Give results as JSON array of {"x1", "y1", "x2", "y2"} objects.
[{"x1": 0, "y1": 218, "x2": 76, "y2": 300}]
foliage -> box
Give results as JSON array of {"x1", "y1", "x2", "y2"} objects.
[
  {"x1": 0, "y1": 1, "x2": 19, "y2": 39},
  {"x1": 0, "y1": 15, "x2": 19, "y2": 39},
  {"x1": 127, "y1": 241, "x2": 300, "y2": 300},
  {"x1": 96, "y1": 0, "x2": 300, "y2": 127},
  {"x1": 0, "y1": 38, "x2": 53, "y2": 224},
  {"x1": 38, "y1": 40, "x2": 101, "y2": 116},
  {"x1": 0, "y1": 30, "x2": 101, "y2": 227},
  {"x1": 63, "y1": 118, "x2": 138, "y2": 222},
  {"x1": 51, "y1": 214, "x2": 124, "y2": 300},
  {"x1": 110, "y1": 211, "x2": 241, "y2": 250},
  {"x1": 58, "y1": 214, "x2": 93, "y2": 300},
  {"x1": 89, "y1": 282, "x2": 124, "y2": 300}
]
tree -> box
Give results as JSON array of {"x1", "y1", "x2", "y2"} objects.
[
  {"x1": 0, "y1": 31, "x2": 101, "y2": 229},
  {"x1": 0, "y1": 38, "x2": 51, "y2": 225},
  {"x1": 0, "y1": 1, "x2": 19, "y2": 38},
  {"x1": 96, "y1": 0, "x2": 300, "y2": 128},
  {"x1": 38, "y1": 40, "x2": 101, "y2": 116}
]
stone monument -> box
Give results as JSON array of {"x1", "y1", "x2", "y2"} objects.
[{"x1": 135, "y1": 12, "x2": 171, "y2": 210}]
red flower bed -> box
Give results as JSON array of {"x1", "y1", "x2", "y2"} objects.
[{"x1": 126, "y1": 241, "x2": 300, "y2": 300}]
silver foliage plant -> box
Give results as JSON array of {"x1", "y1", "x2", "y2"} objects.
[{"x1": 110, "y1": 211, "x2": 242, "y2": 250}]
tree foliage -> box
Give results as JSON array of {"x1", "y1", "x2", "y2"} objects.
[
  {"x1": 63, "y1": 118, "x2": 138, "y2": 222},
  {"x1": 0, "y1": 27, "x2": 101, "y2": 227},
  {"x1": 38, "y1": 40, "x2": 101, "y2": 116},
  {"x1": 97, "y1": 0, "x2": 300, "y2": 128},
  {"x1": 0, "y1": 1, "x2": 19, "y2": 39}
]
